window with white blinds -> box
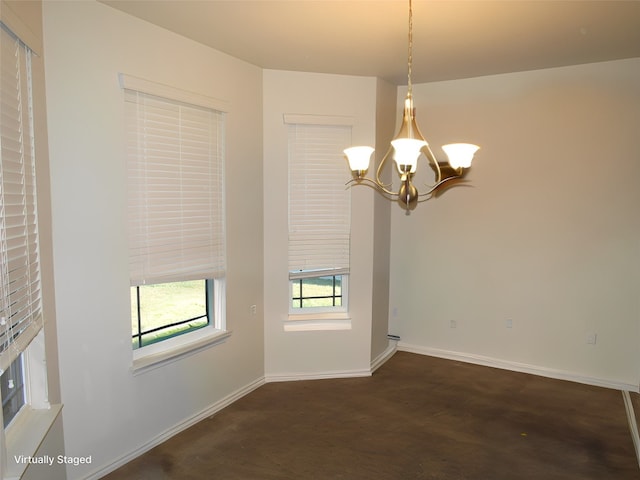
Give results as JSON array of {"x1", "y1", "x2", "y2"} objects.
[
  {"x1": 0, "y1": 25, "x2": 42, "y2": 375},
  {"x1": 287, "y1": 122, "x2": 352, "y2": 278},
  {"x1": 122, "y1": 76, "x2": 226, "y2": 286}
]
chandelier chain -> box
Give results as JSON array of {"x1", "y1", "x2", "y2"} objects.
[{"x1": 407, "y1": 0, "x2": 414, "y2": 95}]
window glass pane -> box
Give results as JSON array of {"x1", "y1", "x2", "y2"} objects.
[
  {"x1": 131, "y1": 280, "x2": 210, "y2": 349},
  {"x1": 292, "y1": 275, "x2": 342, "y2": 309},
  {"x1": 1, "y1": 355, "x2": 25, "y2": 428}
]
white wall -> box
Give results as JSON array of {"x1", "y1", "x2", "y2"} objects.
[
  {"x1": 390, "y1": 59, "x2": 640, "y2": 390},
  {"x1": 263, "y1": 70, "x2": 378, "y2": 378},
  {"x1": 42, "y1": 1, "x2": 263, "y2": 478}
]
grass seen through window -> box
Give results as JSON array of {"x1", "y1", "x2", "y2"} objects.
[
  {"x1": 291, "y1": 275, "x2": 342, "y2": 308},
  {"x1": 131, "y1": 280, "x2": 209, "y2": 349}
]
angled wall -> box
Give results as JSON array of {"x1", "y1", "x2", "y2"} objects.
[
  {"x1": 262, "y1": 69, "x2": 378, "y2": 379},
  {"x1": 42, "y1": 1, "x2": 264, "y2": 477}
]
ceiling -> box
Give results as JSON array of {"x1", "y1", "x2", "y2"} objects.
[{"x1": 101, "y1": 0, "x2": 640, "y2": 85}]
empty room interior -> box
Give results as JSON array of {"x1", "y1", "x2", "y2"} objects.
[{"x1": 1, "y1": 1, "x2": 640, "y2": 479}]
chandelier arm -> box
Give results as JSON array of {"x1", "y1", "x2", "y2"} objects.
[
  {"x1": 415, "y1": 176, "x2": 461, "y2": 201},
  {"x1": 422, "y1": 144, "x2": 443, "y2": 183},
  {"x1": 416, "y1": 193, "x2": 435, "y2": 203},
  {"x1": 346, "y1": 177, "x2": 399, "y2": 198},
  {"x1": 375, "y1": 145, "x2": 395, "y2": 189}
]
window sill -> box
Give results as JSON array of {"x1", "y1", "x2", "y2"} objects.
[
  {"x1": 285, "y1": 312, "x2": 351, "y2": 331},
  {"x1": 5, "y1": 404, "x2": 63, "y2": 480},
  {"x1": 132, "y1": 328, "x2": 232, "y2": 375}
]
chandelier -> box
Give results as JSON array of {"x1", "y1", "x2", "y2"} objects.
[{"x1": 344, "y1": 0, "x2": 479, "y2": 211}]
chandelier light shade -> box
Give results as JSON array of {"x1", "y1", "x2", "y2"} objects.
[
  {"x1": 442, "y1": 143, "x2": 480, "y2": 169},
  {"x1": 344, "y1": 0, "x2": 479, "y2": 211},
  {"x1": 344, "y1": 146, "x2": 375, "y2": 176}
]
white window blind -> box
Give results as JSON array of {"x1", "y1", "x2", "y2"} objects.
[
  {"x1": 288, "y1": 123, "x2": 352, "y2": 277},
  {"x1": 0, "y1": 25, "x2": 42, "y2": 375},
  {"x1": 123, "y1": 80, "x2": 226, "y2": 286}
]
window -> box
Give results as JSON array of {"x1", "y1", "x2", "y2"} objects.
[
  {"x1": 1, "y1": 19, "x2": 60, "y2": 479},
  {"x1": 286, "y1": 119, "x2": 352, "y2": 313},
  {"x1": 0, "y1": 22, "x2": 42, "y2": 425},
  {"x1": 121, "y1": 75, "x2": 227, "y2": 357}
]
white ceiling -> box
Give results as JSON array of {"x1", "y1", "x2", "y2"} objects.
[{"x1": 101, "y1": 0, "x2": 640, "y2": 85}]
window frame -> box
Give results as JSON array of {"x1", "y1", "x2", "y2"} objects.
[
  {"x1": 120, "y1": 74, "x2": 231, "y2": 372},
  {"x1": 285, "y1": 116, "x2": 353, "y2": 323}
]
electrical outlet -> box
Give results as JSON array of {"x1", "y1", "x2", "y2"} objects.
[
  {"x1": 586, "y1": 333, "x2": 597, "y2": 345},
  {"x1": 250, "y1": 304, "x2": 257, "y2": 315}
]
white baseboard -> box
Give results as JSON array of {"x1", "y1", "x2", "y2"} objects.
[
  {"x1": 398, "y1": 342, "x2": 639, "y2": 392},
  {"x1": 265, "y1": 342, "x2": 398, "y2": 383},
  {"x1": 622, "y1": 391, "x2": 640, "y2": 469},
  {"x1": 265, "y1": 368, "x2": 371, "y2": 383},
  {"x1": 84, "y1": 376, "x2": 265, "y2": 480},
  {"x1": 371, "y1": 341, "x2": 397, "y2": 373}
]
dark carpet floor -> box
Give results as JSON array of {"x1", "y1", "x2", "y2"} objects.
[{"x1": 103, "y1": 351, "x2": 639, "y2": 479}]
